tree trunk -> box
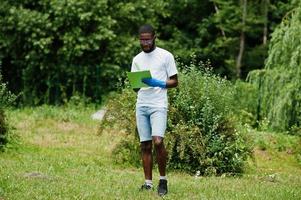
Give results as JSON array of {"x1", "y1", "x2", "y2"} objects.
[
  {"x1": 263, "y1": 0, "x2": 269, "y2": 45},
  {"x1": 236, "y1": 0, "x2": 247, "y2": 78},
  {"x1": 213, "y1": 2, "x2": 226, "y2": 37}
]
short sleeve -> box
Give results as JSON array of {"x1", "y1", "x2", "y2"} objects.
[
  {"x1": 166, "y1": 53, "x2": 178, "y2": 77},
  {"x1": 131, "y1": 58, "x2": 136, "y2": 72}
]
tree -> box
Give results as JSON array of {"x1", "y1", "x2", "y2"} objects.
[
  {"x1": 0, "y1": 0, "x2": 169, "y2": 105},
  {"x1": 236, "y1": 0, "x2": 247, "y2": 78},
  {"x1": 247, "y1": 1, "x2": 301, "y2": 132},
  {"x1": 0, "y1": 0, "x2": 295, "y2": 105},
  {"x1": 262, "y1": 0, "x2": 270, "y2": 45}
]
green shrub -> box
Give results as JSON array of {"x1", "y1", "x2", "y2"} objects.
[
  {"x1": 100, "y1": 64, "x2": 252, "y2": 175},
  {"x1": 98, "y1": 84, "x2": 141, "y2": 167},
  {"x1": 0, "y1": 75, "x2": 16, "y2": 150},
  {"x1": 166, "y1": 65, "x2": 251, "y2": 175},
  {"x1": 99, "y1": 83, "x2": 136, "y2": 136},
  {"x1": 0, "y1": 111, "x2": 8, "y2": 149}
]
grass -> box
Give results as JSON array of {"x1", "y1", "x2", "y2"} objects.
[{"x1": 0, "y1": 105, "x2": 300, "y2": 200}]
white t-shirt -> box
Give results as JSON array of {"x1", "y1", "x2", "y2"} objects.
[{"x1": 131, "y1": 47, "x2": 178, "y2": 108}]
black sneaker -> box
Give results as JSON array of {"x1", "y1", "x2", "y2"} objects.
[
  {"x1": 157, "y1": 179, "x2": 168, "y2": 196},
  {"x1": 140, "y1": 183, "x2": 153, "y2": 191}
]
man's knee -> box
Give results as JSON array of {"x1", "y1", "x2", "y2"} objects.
[
  {"x1": 140, "y1": 141, "x2": 152, "y2": 152},
  {"x1": 153, "y1": 136, "x2": 163, "y2": 147}
]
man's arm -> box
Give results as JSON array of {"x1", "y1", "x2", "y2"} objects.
[
  {"x1": 142, "y1": 74, "x2": 178, "y2": 89},
  {"x1": 165, "y1": 74, "x2": 178, "y2": 88}
]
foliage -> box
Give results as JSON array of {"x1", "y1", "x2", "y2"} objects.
[
  {"x1": 161, "y1": 0, "x2": 295, "y2": 78},
  {"x1": 0, "y1": 0, "x2": 114, "y2": 104},
  {"x1": 247, "y1": 2, "x2": 301, "y2": 132},
  {"x1": 0, "y1": 0, "x2": 168, "y2": 105},
  {"x1": 0, "y1": 110, "x2": 8, "y2": 150},
  {"x1": 0, "y1": 0, "x2": 295, "y2": 105},
  {"x1": 0, "y1": 75, "x2": 16, "y2": 150},
  {"x1": 100, "y1": 62, "x2": 252, "y2": 175},
  {"x1": 99, "y1": 82, "x2": 136, "y2": 136},
  {"x1": 233, "y1": 80, "x2": 258, "y2": 126},
  {"x1": 0, "y1": 75, "x2": 16, "y2": 109},
  {"x1": 166, "y1": 63, "x2": 252, "y2": 174},
  {"x1": 98, "y1": 83, "x2": 140, "y2": 167}
]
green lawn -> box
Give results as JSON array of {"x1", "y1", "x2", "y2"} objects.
[{"x1": 0, "y1": 106, "x2": 300, "y2": 200}]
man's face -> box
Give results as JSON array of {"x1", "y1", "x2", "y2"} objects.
[{"x1": 139, "y1": 32, "x2": 155, "y2": 53}]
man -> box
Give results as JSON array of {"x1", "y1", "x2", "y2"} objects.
[{"x1": 131, "y1": 24, "x2": 178, "y2": 196}]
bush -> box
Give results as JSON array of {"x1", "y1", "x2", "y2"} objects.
[
  {"x1": 98, "y1": 83, "x2": 140, "y2": 167},
  {"x1": 166, "y1": 64, "x2": 251, "y2": 175},
  {"x1": 0, "y1": 111, "x2": 8, "y2": 149},
  {"x1": 0, "y1": 75, "x2": 16, "y2": 150},
  {"x1": 100, "y1": 63, "x2": 252, "y2": 175}
]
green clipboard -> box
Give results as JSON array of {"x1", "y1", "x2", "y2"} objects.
[{"x1": 126, "y1": 70, "x2": 152, "y2": 89}]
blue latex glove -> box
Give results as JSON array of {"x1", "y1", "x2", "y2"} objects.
[{"x1": 142, "y1": 78, "x2": 166, "y2": 88}]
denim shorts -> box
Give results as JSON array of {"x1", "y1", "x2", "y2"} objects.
[{"x1": 136, "y1": 106, "x2": 167, "y2": 142}]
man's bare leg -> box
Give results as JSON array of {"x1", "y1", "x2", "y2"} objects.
[
  {"x1": 140, "y1": 140, "x2": 153, "y2": 181},
  {"x1": 153, "y1": 136, "x2": 167, "y2": 176}
]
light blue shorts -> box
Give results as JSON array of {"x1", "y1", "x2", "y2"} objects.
[{"x1": 136, "y1": 106, "x2": 167, "y2": 142}]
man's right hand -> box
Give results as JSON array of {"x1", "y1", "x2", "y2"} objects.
[{"x1": 142, "y1": 78, "x2": 166, "y2": 88}]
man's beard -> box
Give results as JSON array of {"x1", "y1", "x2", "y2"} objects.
[{"x1": 142, "y1": 42, "x2": 156, "y2": 53}]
